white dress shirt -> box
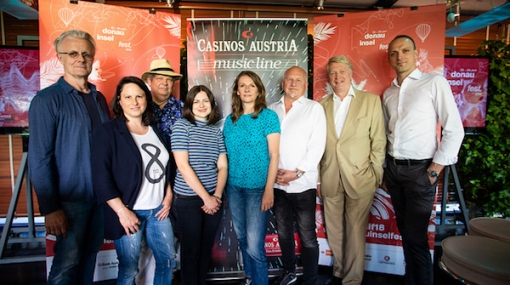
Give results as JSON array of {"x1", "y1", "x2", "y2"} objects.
[
  {"x1": 333, "y1": 86, "x2": 355, "y2": 138},
  {"x1": 383, "y1": 69, "x2": 465, "y2": 166},
  {"x1": 269, "y1": 95, "x2": 327, "y2": 193}
]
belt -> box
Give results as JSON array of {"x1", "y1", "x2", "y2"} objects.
[{"x1": 388, "y1": 155, "x2": 432, "y2": 166}]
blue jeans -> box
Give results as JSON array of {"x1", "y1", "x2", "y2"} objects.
[
  {"x1": 114, "y1": 205, "x2": 176, "y2": 285},
  {"x1": 227, "y1": 184, "x2": 268, "y2": 285},
  {"x1": 173, "y1": 194, "x2": 222, "y2": 285},
  {"x1": 48, "y1": 202, "x2": 104, "y2": 285},
  {"x1": 273, "y1": 188, "x2": 319, "y2": 285}
]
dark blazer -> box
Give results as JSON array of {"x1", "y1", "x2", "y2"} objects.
[{"x1": 91, "y1": 117, "x2": 175, "y2": 240}]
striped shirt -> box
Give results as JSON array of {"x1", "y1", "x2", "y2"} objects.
[{"x1": 171, "y1": 118, "x2": 226, "y2": 196}]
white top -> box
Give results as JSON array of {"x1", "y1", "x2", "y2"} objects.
[
  {"x1": 333, "y1": 86, "x2": 355, "y2": 138},
  {"x1": 131, "y1": 127, "x2": 169, "y2": 210},
  {"x1": 383, "y1": 69, "x2": 465, "y2": 166},
  {"x1": 269, "y1": 95, "x2": 327, "y2": 193}
]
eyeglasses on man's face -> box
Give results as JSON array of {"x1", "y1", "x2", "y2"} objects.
[{"x1": 58, "y1": 51, "x2": 94, "y2": 60}]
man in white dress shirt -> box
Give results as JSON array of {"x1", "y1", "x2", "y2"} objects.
[
  {"x1": 383, "y1": 35, "x2": 465, "y2": 285},
  {"x1": 269, "y1": 66, "x2": 327, "y2": 285}
]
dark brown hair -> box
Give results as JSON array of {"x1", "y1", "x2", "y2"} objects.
[
  {"x1": 390, "y1": 35, "x2": 417, "y2": 50},
  {"x1": 182, "y1": 85, "x2": 221, "y2": 125},
  {"x1": 230, "y1": 70, "x2": 267, "y2": 123},
  {"x1": 111, "y1": 76, "x2": 154, "y2": 125}
]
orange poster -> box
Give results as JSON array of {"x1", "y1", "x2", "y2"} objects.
[
  {"x1": 39, "y1": 0, "x2": 182, "y2": 104},
  {"x1": 313, "y1": 5, "x2": 446, "y2": 100}
]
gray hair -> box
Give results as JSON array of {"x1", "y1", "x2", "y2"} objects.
[
  {"x1": 54, "y1": 30, "x2": 96, "y2": 54},
  {"x1": 326, "y1": 56, "x2": 353, "y2": 74}
]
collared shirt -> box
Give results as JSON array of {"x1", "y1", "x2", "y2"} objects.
[
  {"x1": 28, "y1": 77, "x2": 111, "y2": 214},
  {"x1": 333, "y1": 86, "x2": 355, "y2": 138},
  {"x1": 383, "y1": 69, "x2": 465, "y2": 165},
  {"x1": 151, "y1": 96, "x2": 183, "y2": 137},
  {"x1": 269, "y1": 96, "x2": 327, "y2": 193}
]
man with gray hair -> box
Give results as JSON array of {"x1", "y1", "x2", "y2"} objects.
[
  {"x1": 29, "y1": 30, "x2": 110, "y2": 285},
  {"x1": 319, "y1": 56, "x2": 386, "y2": 285},
  {"x1": 269, "y1": 66, "x2": 326, "y2": 285}
]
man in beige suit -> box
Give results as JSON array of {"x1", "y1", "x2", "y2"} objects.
[{"x1": 319, "y1": 56, "x2": 386, "y2": 285}]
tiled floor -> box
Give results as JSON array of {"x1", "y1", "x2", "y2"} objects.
[{"x1": 0, "y1": 246, "x2": 461, "y2": 285}]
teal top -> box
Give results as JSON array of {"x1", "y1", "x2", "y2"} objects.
[{"x1": 223, "y1": 108, "x2": 280, "y2": 188}]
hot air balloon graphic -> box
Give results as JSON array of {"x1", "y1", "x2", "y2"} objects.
[
  {"x1": 156, "y1": 46, "x2": 166, "y2": 59},
  {"x1": 415, "y1": 24, "x2": 431, "y2": 43},
  {"x1": 58, "y1": 8, "x2": 75, "y2": 27}
]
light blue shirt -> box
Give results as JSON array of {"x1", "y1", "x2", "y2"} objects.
[{"x1": 223, "y1": 108, "x2": 280, "y2": 188}]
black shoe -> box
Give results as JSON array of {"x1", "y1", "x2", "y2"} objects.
[
  {"x1": 324, "y1": 276, "x2": 342, "y2": 285},
  {"x1": 275, "y1": 271, "x2": 297, "y2": 285},
  {"x1": 239, "y1": 278, "x2": 252, "y2": 285}
]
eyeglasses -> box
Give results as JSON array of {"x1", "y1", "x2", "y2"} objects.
[{"x1": 58, "y1": 51, "x2": 94, "y2": 60}]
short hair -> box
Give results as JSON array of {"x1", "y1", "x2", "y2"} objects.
[
  {"x1": 326, "y1": 56, "x2": 353, "y2": 74},
  {"x1": 182, "y1": 85, "x2": 221, "y2": 125},
  {"x1": 390, "y1": 35, "x2": 417, "y2": 50},
  {"x1": 112, "y1": 76, "x2": 154, "y2": 125},
  {"x1": 230, "y1": 70, "x2": 267, "y2": 123},
  {"x1": 54, "y1": 30, "x2": 96, "y2": 55}
]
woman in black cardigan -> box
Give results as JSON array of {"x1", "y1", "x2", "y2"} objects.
[{"x1": 91, "y1": 76, "x2": 176, "y2": 285}]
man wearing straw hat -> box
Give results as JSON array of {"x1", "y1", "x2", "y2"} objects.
[{"x1": 142, "y1": 58, "x2": 184, "y2": 137}]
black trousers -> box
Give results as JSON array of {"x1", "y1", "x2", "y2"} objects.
[
  {"x1": 273, "y1": 188, "x2": 319, "y2": 285},
  {"x1": 173, "y1": 194, "x2": 222, "y2": 285},
  {"x1": 385, "y1": 161, "x2": 437, "y2": 285}
]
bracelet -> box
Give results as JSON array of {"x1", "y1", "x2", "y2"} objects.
[
  {"x1": 212, "y1": 194, "x2": 222, "y2": 203},
  {"x1": 116, "y1": 207, "x2": 124, "y2": 214}
]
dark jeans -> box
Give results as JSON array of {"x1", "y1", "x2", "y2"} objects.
[
  {"x1": 385, "y1": 161, "x2": 437, "y2": 285},
  {"x1": 48, "y1": 202, "x2": 104, "y2": 285},
  {"x1": 273, "y1": 188, "x2": 319, "y2": 285},
  {"x1": 173, "y1": 194, "x2": 222, "y2": 285}
]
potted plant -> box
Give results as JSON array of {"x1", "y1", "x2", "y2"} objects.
[{"x1": 457, "y1": 39, "x2": 510, "y2": 218}]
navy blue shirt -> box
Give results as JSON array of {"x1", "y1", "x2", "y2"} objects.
[{"x1": 28, "y1": 77, "x2": 110, "y2": 215}]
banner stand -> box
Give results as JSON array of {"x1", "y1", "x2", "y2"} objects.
[
  {"x1": 0, "y1": 135, "x2": 45, "y2": 263},
  {"x1": 435, "y1": 164, "x2": 470, "y2": 245}
]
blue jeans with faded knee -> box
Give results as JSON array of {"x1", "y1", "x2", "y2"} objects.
[
  {"x1": 227, "y1": 184, "x2": 268, "y2": 285},
  {"x1": 113, "y1": 205, "x2": 176, "y2": 285}
]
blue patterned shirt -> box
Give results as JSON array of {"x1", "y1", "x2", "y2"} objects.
[
  {"x1": 152, "y1": 96, "x2": 183, "y2": 137},
  {"x1": 223, "y1": 108, "x2": 280, "y2": 189}
]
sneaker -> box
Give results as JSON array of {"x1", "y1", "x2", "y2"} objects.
[
  {"x1": 276, "y1": 271, "x2": 297, "y2": 285},
  {"x1": 239, "y1": 278, "x2": 252, "y2": 285}
]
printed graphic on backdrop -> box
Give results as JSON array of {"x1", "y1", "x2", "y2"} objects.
[
  {"x1": 313, "y1": 5, "x2": 446, "y2": 100},
  {"x1": 0, "y1": 47, "x2": 39, "y2": 130},
  {"x1": 39, "y1": 0, "x2": 181, "y2": 103},
  {"x1": 187, "y1": 18, "x2": 308, "y2": 125},
  {"x1": 444, "y1": 57, "x2": 489, "y2": 129},
  {"x1": 187, "y1": 18, "x2": 308, "y2": 275},
  {"x1": 313, "y1": 5, "x2": 446, "y2": 275}
]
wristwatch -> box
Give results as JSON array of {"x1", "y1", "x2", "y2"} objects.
[
  {"x1": 427, "y1": 169, "x2": 439, "y2": 178},
  {"x1": 295, "y1": 169, "x2": 304, "y2": 178}
]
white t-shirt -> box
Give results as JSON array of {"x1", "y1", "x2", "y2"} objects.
[{"x1": 131, "y1": 127, "x2": 169, "y2": 210}]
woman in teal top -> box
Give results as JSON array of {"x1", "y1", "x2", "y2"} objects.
[{"x1": 223, "y1": 70, "x2": 280, "y2": 285}]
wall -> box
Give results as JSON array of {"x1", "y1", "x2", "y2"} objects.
[{"x1": 0, "y1": 3, "x2": 508, "y2": 217}]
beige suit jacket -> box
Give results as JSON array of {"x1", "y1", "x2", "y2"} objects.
[{"x1": 319, "y1": 89, "x2": 386, "y2": 199}]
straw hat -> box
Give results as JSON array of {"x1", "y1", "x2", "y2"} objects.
[{"x1": 141, "y1": 59, "x2": 183, "y2": 81}]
